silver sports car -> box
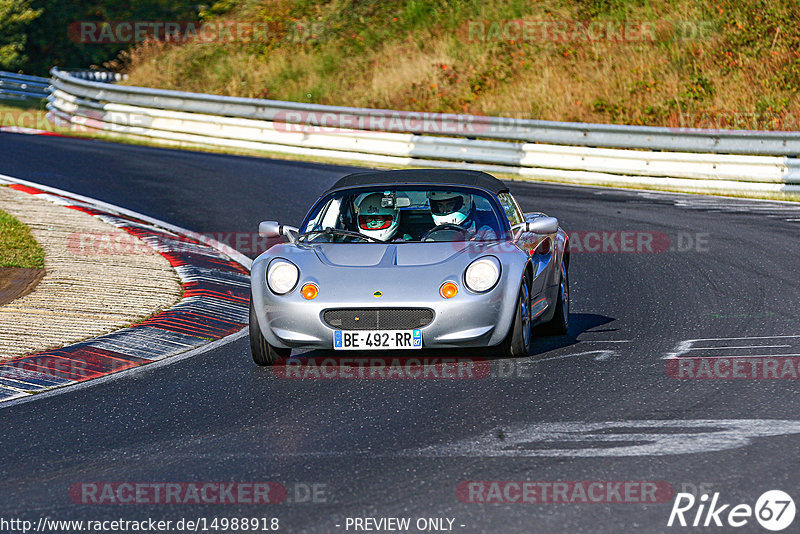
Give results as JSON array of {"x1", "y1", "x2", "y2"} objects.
[{"x1": 249, "y1": 169, "x2": 569, "y2": 365}]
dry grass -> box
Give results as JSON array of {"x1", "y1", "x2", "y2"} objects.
[{"x1": 116, "y1": 0, "x2": 800, "y2": 129}]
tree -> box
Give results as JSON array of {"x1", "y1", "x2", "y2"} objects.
[
  {"x1": 0, "y1": 0, "x2": 42, "y2": 70},
  {"x1": 21, "y1": 0, "x2": 201, "y2": 76}
]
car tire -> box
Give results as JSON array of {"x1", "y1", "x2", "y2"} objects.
[
  {"x1": 538, "y1": 258, "x2": 569, "y2": 336},
  {"x1": 496, "y1": 274, "x2": 532, "y2": 358},
  {"x1": 249, "y1": 296, "x2": 291, "y2": 366}
]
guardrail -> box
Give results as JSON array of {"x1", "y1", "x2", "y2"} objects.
[
  {"x1": 0, "y1": 71, "x2": 49, "y2": 102},
  {"x1": 58, "y1": 70, "x2": 128, "y2": 83},
  {"x1": 46, "y1": 68, "x2": 800, "y2": 196}
]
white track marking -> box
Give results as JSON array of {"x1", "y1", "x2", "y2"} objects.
[
  {"x1": 690, "y1": 345, "x2": 791, "y2": 350},
  {"x1": 521, "y1": 340, "x2": 630, "y2": 363},
  {"x1": 665, "y1": 339, "x2": 696, "y2": 359},
  {"x1": 665, "y1": 335, "x2": 800, "y2": 359},
  {"x1": 670, "y1": 353, "x2": 800, "y2": 359},
  {"x1": 685, "y1": 335, "x2": 800, "y2": 341},
  {"x1": 637, "y1": 191, "x2": 800, "y2": 222},
  {"x1": 407, "y1": 419, "x2": 800, "y2": 458},
  {"x1": 536, "y1": 350, "x2": 618, "y2": 363},
  {"x1": 180, "y1": 419, "x2": 800, "y2": 459},
  {"x1": 739, "y1": 206, "x2": 800, "y2": 211},
  {"x1": 669, "y1": 353, "x2": 800, "y2": 360},
  {"x1": 592, "y1": 351, "x2": 616, "y2": 361},
  {"x1": 403, "y1": 419, "x2": 800, "y2": 458}
]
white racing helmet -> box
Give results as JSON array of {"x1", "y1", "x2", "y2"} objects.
[
  {"x1": 427, "y1": 191, "x2": 472, "y2": 226},
  {"x1": 356, "y1": 193, "x2": 399, "y2": 241}
]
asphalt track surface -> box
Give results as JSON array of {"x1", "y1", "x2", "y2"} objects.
[{"x1": 1, "y1": 133, "x2": 799, "y2": 533}]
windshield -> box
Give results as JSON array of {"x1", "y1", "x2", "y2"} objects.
[{"x1": 299, "y1": 186, "x2": 509, "y2": 243}]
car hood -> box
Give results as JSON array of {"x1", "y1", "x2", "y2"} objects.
[{"x1": 311, "y1": 241, "x2": 503, "y2": 267}]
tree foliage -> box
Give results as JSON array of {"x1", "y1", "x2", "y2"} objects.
[
  {"x1": 12, "y1": 0, "x2": 201, "y2": 75},
  {"x1": 0, "y1": 0, "x2": 42, "y2": 70}
]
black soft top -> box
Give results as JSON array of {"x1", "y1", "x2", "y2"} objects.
[{"x1": 324, "y1": 169, "x2": 509, "y2": 195}]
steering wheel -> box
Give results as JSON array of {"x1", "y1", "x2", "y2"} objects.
[{"x1": 421, "y1": 224, "x2": 469, "y2": 242}]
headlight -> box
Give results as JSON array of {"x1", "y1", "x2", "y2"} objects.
[
  {"x1": 464, "y1": 257, "x2": 500, "y2": 293},
  {"x1": 267, "y1": 259, "x2": 299, "y2": 295}
]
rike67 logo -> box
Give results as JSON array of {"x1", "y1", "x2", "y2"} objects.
[{"x1": 668, "y1": 490, "x2": 795, "y2": 531}]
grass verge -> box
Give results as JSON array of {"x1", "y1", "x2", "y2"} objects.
[
  {"x1": 0, "y1": 99, "x2": 52, "y2": 129},
  {"x1": 0, "y1": 203, "x2": 46, "y2": 269}
]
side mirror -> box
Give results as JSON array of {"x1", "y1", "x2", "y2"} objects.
[
  {"x1": 527, "y1": 216, "x2": 559, "y2": 234},
  {"x1": 512, "y1": 216, "x2": 559, "y2": 235},
  {"x1": 259, "y1": 221, "x2": 299, "y2": 243},
  {"x1": 258, "y1": 221, "x2": 281, "y2": 238}
]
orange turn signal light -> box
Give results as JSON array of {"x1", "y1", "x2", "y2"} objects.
[
  {"x1": 439, "y1": 281, "x2": 459, "y2": 299},
  {"x1": 301, "y1": 283, "x2": 319, "y2": 300}
]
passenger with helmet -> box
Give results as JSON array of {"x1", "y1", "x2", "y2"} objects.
[
  {"x1": 427, "y1": 190, "x2": 496, "y2": 240},
  {"x1": 356, "y1": 192, "x2": 412, "y2": 242}
]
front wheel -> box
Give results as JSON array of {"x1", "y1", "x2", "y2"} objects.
[
  {"x1": 249, "y1": 296, "x2": 291, "y2": 366},
  {"x1": 495, "y1": 275, "x2": 532, "y2": 358}
]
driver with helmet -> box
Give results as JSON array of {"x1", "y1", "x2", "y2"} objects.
[
  {"x1": 427, "y1": 191, "x2": 496, "y2": 240},
  {"x1": 356, "y1": 192, "x2": 412, "y2": 242}
]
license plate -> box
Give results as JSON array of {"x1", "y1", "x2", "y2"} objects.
[{"x1": 333, "y1": 329, "x2": 422, "y2": 350}]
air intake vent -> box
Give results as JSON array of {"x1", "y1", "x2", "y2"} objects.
[{"x1": 323, "y1": 308, "x2": 434, "y2": 330}]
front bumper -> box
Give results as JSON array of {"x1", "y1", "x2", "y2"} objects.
[
  {"x1": 254, "y1": 291, "x2": 508, "y2": 350},
  {"x1": 251, "y1": 270, "x2": 523, "y2": 351}
]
